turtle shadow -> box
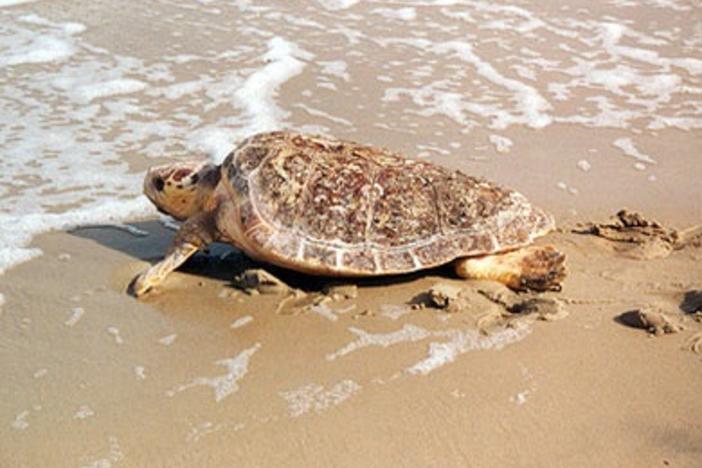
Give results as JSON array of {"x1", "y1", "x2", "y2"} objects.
[{"x1": 70, "y1": 219, "x2": 453, "y2": 291}]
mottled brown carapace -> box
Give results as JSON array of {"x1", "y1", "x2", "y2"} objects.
[{"x1": 220, "y1": 131, "x2": 554, "y2": 275}]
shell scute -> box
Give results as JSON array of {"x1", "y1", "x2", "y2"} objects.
[
  {"x1": 368, "y1": 163, "x2": 440, "y2": 247},
  {"x1": 299, "y1": 151, "x2": 375, "y2": 244},
  {"x1": 253, "y1": 149, "x2": 312, "y2": 227}
]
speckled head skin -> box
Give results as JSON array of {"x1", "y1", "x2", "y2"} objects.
[
  {"x1": 218, "y1": 131, "x2": 555, "y2": 276},
  {"x1": 144, "y1": 161, "x2": 220, "y2": 221}
]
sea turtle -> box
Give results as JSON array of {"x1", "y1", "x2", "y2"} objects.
[{"x1": 131, "y1": 131, "x2": 565, "y2": 296}]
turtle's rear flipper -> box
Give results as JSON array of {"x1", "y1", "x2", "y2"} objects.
[
  {"x1": 675, "y1": 225, "x2": 702, "y2": 250},
  {"x1": 454, "y1": 245, "x2": 566, "y2": 292}
]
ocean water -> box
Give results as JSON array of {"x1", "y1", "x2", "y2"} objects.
[{"x1": 1, "y1": 0, "x2": 700, "y2": 274}]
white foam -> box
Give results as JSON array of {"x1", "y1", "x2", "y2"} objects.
[
  {"x1": 316, "y1": 0, "x2": 359, "y2": 11},
  {"x1": 75, "y1": 79, "x2": 148, "y2": 103},
  {"x1": 319, "y1": 60, "x2": 350, "y2": 81},
  {"x1": 489, "y1": 134, "x2": 513, "y2": 153},
  {"x1": 106, "y1": 327, "x2": 123, "y2": 345},
  {"x1": 186, "y1": 421, "x2": 245, "y2": 443},
  {"x1": 280, "y1": 380, "x2": 361, "y2": 417},
  {"x1": 406, "y1": 324, "x2": 530, "y2": 375},
  {"x1": 326, "y1": 324, "x2": 431, "y2": 361},
  {"x1": 510, "y1": 390, "x2": 530, "y2": 405},
  {"x1": 0, "y1": 0, "x2": 38, "y2": 7},
  {"x1": 134, "y1": 366, "x2": 146, "y2": 380},
  {"x1": 308, "y1": 302, "x2": 355, "y2": 322},
  {"x1": 230, "y1": 37, "x2": 313, "y2": 148},
  {"x1": 613, "y1": 137, "x2": 657, "y2": 165},
  {"x1": 11, "y1": 410, "x2": 29, "y2": 430},
  {"x1": 0, "y1": 198, "x2": 151, "y2": 275},
  {"x1": 74, "y1": 404, "x2": 95, "y2": 419},
  {"x1": 379, "y1": 304, "x2": 411, "y2": 321},
  {"x1": 577, "y1": 160, "x2": 592, "y2": 172},
  {"x1": 230, "y1": 315, "x2": 253, "y2": 329},
  {"x1": 371, "y1": 7, "x2": 417, "y2": 21},
  {"x1": 0, "y1": 34, "x2": 76, "y2": 66},
  {"x1": 64, "y1": 307, "x2": 84, "y2": 327},
  {"x1": 435, "y1": 41, "x2": 553, "y2": 129},
  {"x1": 328, "y1": 323, "x2": 530, "y2": 374},
  {"x1": 82, "y1": 436, "x2": 123, "y2": 468},
  {"x1": 158, "y1": 334, "x2": 178, "y2": 346},
  {"x1": 167, "y1": 343, "x2": 261, "y2": 402}
]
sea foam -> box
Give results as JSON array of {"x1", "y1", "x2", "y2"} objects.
[
  {"x1": 280, "y1": 380, "x2": 361, "y2": 417},
  {"x1": 0, "y1": 11, "x2": 310, "y2": 275},
  {"x1": 328, "y1": 323, "x2": 530, "y2": 375},
  {"x1": 167, "y1": 343, "x2": 261, "y2": 402}
]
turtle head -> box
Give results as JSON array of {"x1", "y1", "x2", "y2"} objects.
[{"x1": 144, "y1": 161, "x2": 221, "y2": 221}]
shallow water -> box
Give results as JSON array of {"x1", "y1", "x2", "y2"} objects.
[{"x1": 1, "y1": 0, "x2": 701, "y2": 273}]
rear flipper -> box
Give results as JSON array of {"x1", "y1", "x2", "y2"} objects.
[{"x1": 454, "y1": 245, "x2": 566, "y2": 292}]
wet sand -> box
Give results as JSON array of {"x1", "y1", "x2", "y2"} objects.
[
  {"x1": 1, "y1": 219, "x2": 701, "y2": 467},
  {"x1": 2, "y1": 0, "x2": 702, "y2": 466}
]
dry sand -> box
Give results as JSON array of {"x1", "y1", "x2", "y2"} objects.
[{"x1": 1, "y1": 216, "x2": 701, "y2": 467}]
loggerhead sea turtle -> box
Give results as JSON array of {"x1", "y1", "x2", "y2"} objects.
[{"x1": 131, "y1": 131, "x2": 565, "y2": 296}]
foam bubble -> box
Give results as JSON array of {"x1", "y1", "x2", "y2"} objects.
[
  {"x1": 64, "y1": 307, "x2": 84, "y2": 327},
  {"x1": 158, "y1": 334, "x2": 178, "y2": 346},
  {"x1": 319, "y1": 60, "x2": 350, "y2": 81},
  {"x1": 75, "y1": 79, "x2": 148, "y2": 103},
  {"x1": 577, "y1": 160, "x2": 592, "y2": 172},
  {"x1": 167, "y1": 343, "x2": 261, "y2": 402},
  {"x1": 406, "y1": 324, "x2": 530, "y2": 375},
  {"x1": 379, "y1": 304, "x2": 411, "y2": 320},
  {"x1": 510, "y1": 390, "x2": 530, "y2": 405},
  {"x1": 328, "y1": 322, "x2": 530, "y2": 374},
  {"x1": 316, "y1": 0, "x2": 359, "y2": 11},
  {"x1": 74, "y1": 405, "x2": 95, "y2": 420},
  {"x1": 308, "y1": 302, "x2": 355, "y2": 322},
  {"x1": 280, "y1": 380, "x2": 361, "y2": 417},
  {"x1": 613, "y1": 137, "x2": 657, "y2": 164},
  {"x1": 230, "y1": 315, "x2": 253, "y2": 329},
  {"x1": 82, "y1": 436, "x2": 123, "y2": 468},
  {"x1": 232, "y1": 37, "x2": 313, "y2": 141},
  {"x1": 11, "y1": 410, "x2": 29, "y2": 430},
  {"x1": 0, "y1": 0, "x2": 38, "y2": 7},
  {"x1": 106, "y1": 327, "x2": 123, "y2": 345},
  {"x1": 134, "y1": 366, "x2": 146, "y2": 380},
  {"x1": 326, "y1": 324, "x2": 431, "y2": 361},
  {"x1": 489, "y1": 134, "x2": 513, "y2": 153},
  {"x1": 371, "y1": 7, "x2": 417, "y2": 21},
  {"x1": 0, "y1": 34, "x2": 76, "y2": 66}
]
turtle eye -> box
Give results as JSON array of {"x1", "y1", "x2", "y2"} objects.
[{"x1": 154, "y1": 176, "x2": 165, "y2": 191}]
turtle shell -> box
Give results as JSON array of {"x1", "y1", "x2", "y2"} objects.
[{"x1": 220, "y1": 131, "x2": 554, "y2": 276}]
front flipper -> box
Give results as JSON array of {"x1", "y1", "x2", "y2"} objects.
[
  {"x1": 130, "y1": 242, "x2": 200, "y2": 297},
  {"x1": 454, "y1": 245, "x2": 566, "y2": 292},
  {"x1": 130, "y1": 214, "x2": 216, "y2": 297}
]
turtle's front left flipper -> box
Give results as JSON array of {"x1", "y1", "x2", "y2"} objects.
[{"x1": 130, "y1": 214, "x2": 216, "y2": 297}]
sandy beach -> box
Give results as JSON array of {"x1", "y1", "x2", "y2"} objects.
[{"x1": 1, "y1": 0, "x2": 701, "y2": 467}]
